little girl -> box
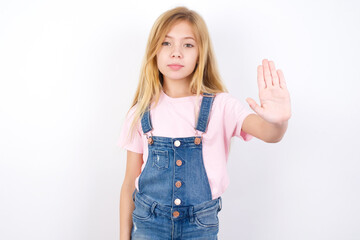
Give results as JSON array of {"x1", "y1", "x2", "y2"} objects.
[{"x1": 118, "y1": 6, "x2": 291, "y2": 240}]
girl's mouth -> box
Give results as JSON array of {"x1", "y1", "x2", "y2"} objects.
[{"x1": 168, "y1": 64, "x2": 184, "y2": 70}]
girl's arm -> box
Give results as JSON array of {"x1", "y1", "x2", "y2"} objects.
[
  {"x1": 242, "y1": 59, "x2": 291, "y2": 143},
  {"x1": 242, "y1": 113, "x2": 288, "y2": 143},
  {"x1": 120, "y1": 151, "x2": 143, "y2": 240}
]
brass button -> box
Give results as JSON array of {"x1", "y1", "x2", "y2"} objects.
[
  {"x1": 148, "y1": 137, "x2": 153, "y2": 145},
  {"x1": 194, "y1": 137, "x2": 201, "y2": 145},
  {"x1": 173, "y1": 211, "x2": 179, "y2": 218},
  {"x1": 174, "y1": 198, "x2": 181, "y2": 205},
  {"x1": 174, "y1": 140, "x2": 181, "y2": 147},
  {"x1": 175, "y1": 181, "x2": 182, "y2": 188},
  {"x1": 176, "y1": 160, "x2": 182, "y2": 166}
]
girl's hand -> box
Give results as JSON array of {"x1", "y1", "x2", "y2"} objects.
[{"x1": 246, "y1": 59, "x2": 291, "y2": 125}]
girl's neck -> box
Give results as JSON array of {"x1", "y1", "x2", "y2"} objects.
[{"x1": 162, "y1": 84, "x2": 195, "y2": 98}]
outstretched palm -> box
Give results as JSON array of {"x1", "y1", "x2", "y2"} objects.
[{"x1": 246, "y1": 59, "x2": 291, "y2": 124}]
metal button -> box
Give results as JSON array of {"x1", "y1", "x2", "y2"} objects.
[
  {"x1": 176, "y1": 160, "x2": 182, "y2": 166},
  {"x1": 174, "y1": 140, "x2": 181, "y2": 147},
  {"x1": 174, "y1": 198, "x2": 181, "y2": 205},
  {"x1": 175, "y1": 181, "x2": 182, "y2": 188},
  {"x1": 194, "y1": 137, "x2": 201, "y2": 145},
  {"x1": 173, "y1": 211, "x2": 179, "y2": 218}
]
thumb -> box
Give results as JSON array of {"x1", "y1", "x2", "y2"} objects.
[{"x1": 246, "y1": 97, "x2": 263, "y2": 115}]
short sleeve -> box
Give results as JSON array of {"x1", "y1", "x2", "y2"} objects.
[
  {"x1": 223, "y1": 94, "x2": 254, "y2": 141},
  {"x1": 116, "y1": 105, "x2": 144, "y2": 153}
]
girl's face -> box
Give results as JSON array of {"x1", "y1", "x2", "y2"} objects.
[{"x1": 156, "y1": 21, "x2": 199, "y2": 84}]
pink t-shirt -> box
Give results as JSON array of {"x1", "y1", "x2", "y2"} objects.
[{"x1": 117, "y1": 89, "x2": 255, "y2": 199}]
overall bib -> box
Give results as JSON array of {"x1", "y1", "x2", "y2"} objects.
[{"x1": 131, "y1": 93, "x2": 222, "y2": 240}]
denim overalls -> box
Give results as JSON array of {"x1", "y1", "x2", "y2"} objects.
[{"x1": 131, "y1": 93, "x2": 222, "y2": 240}]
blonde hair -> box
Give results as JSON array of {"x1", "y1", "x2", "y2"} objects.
[{"x1": 125, "y1": 6, "x2": 228, "y2": 142}]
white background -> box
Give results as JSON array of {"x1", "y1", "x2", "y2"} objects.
[{"x1": 1, "y1": 0, "x2": 359, "y2": 239}]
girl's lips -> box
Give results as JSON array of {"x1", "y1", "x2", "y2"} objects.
[{"x1": 168, "y1": 64, "x2": 184, "y2": 70}]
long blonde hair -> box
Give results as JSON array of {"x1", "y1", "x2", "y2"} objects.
[{"x1": 125, "y1": 6, "x2": 228, "y2": 142}]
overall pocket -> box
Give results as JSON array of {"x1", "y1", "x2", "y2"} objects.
[
  {"x1": 152, "y1": 149, "x2": 169, "y2": 169},
  {"x1": 194, "y1": 204, "x2": 220, "y2": 228},
  {"x1": 132, "y1": 198, "x2": 153, "y2": 221}
]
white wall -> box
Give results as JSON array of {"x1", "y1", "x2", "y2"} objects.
[{"x1": 1, "y1": 0, "x2": 359, "y2": 239}]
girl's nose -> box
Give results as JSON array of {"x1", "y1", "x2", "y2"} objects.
[
  {"x1": 171, "y1": 52, "x2": 181, "y2": 58},
  {"x1": 171, "y1": 46, "x2": 182, "y2": 58}
]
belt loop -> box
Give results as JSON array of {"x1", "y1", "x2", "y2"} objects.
[
  {"x1": 151, "y1": 202, "x2": 158, "y2": 215},
  {"x1": 189, "y1": 206, "x2": 194, "y2": 223},
  {"x1": 218, "y1": 197, "x2": 222, "y2": 212}
]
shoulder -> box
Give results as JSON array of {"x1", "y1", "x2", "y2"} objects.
[
  {"x1": 125, "y1": 103, "x2": 139, "y2": 118},
  {"x1": 213, "y1": 92, "x2": 243, "y2": 107},
  {"x1": 214, "y1": 92, "x2": 238, "y2": 100},
  {"x1": 122, "y1": 103, "x2": 142, "y2": 129},
  {"x1": 213, "y1": 92, "x2": 253, "y2": 119}
]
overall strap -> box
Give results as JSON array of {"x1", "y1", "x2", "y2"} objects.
[
  {"x1": 141, "y1": 105, "x2": 153, "y2": 134},
  {"x1": 140, "y1": 92, "x2": 216, "y2": 135},
  {"x1": 195, "y1": 93, "x2": 215, "y2": 133}
]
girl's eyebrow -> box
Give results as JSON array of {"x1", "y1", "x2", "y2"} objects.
[{"x1": 165, "y1": 35, "x2": 195, "y2": 40}]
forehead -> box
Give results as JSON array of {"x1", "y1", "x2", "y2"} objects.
[{"x1": 165, "y1": 21, "x2": 196, "y2": 39}]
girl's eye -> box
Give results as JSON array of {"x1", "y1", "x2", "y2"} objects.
[
  {"x1": 184, "y1": 43, "x2": 194, "y2": 48},
  {"x1": 162, "y1": 42, "x2": 170, "y2": 46}
]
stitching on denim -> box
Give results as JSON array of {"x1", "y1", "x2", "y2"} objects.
[
  {"x1": 194, "y1": 216, "x2": 219, "y2": 228},
  {"x1": 194, "y1": 202, "x2": 219, "y2": 215}
]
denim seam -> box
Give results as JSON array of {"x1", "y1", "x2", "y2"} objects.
[
  {"x1": 132, "y1": 212, "x2": 152, "y2": 221},
  {"x1": 194, "y1": 216, "x2": 219, "y2": 228},
  {"x1": 194, "y1": 203, "x2": 219, "y2": 215}
]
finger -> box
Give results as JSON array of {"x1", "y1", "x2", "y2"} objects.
[
  {"x1": 246, "y1": 97, "x2": 264, "y2": 116},
  {"x1": 269, "y1": 60, "x2": 280, "y2": 87},
  {"x1": 277, "y1": 69, "x2": 287, "y2": 89},
  {"x1": 257, "y1": 65, "x2": 265, "y2": 89},
  {"x1": 262, "y1": 59, "x2": 272, "y2": 88}
]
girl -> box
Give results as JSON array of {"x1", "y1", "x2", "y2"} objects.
[{"x1": 118, "y1": 6, "x2": 291, "y2": 240}]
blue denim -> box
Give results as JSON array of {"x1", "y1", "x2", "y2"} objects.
[{"x1": 131, "y1": 93, "x2": 222, "y2": 240}]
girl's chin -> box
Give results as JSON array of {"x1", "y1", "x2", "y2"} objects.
[
  {"x1": 164, "y1": 78, "x2": 192, "y2": 82},
  {"x1": 163, "y1": 75, "x2": 192, "y2": 82}
]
